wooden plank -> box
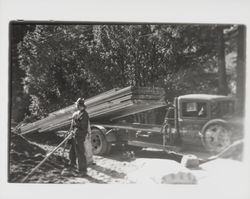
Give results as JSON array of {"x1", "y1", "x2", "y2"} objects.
[
  {"x1": 89, "y1": 101, "x2": 134, "y2": 118},
  {"x1": 38, "y1": 114, "x2": 71, "y2": 130},
  {"x1": 88, "y1": 100, "x2": 166, "y2": 120},
  {"x1": 49, "y1": 86, "x2": 164, "y2": 117},
  {"x1": 85, "y1": 86, "x2": 133, "y2": 106},
  {"x1": 105, "y1": 103, "x2": 166, "y2": 120},
  {"x1": 39, "y1": 119, "x2": 71, "y2": 132}
]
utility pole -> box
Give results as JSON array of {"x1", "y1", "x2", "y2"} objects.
[
  {"x1": 217, "y1": 26, "x2": 228, "y2": 95},
  {"x1": 236, "y1": 25, "x2": 246, "y2": 117}
]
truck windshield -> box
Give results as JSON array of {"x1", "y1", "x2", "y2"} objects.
[{"x1": 211, "y1": 100, "x2": 235, "y2": 118}]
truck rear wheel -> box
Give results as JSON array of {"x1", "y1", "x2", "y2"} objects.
[
  {"x1": 91, "y1": 128, "x2": 111, "y2": 156},
  {"x1": 201, "y1": 120, "x2": 232, "y2": 153}
]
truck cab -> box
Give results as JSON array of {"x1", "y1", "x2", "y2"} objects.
[{"x1": 175, "y1": 94, "x2": 241, "y2": 153}]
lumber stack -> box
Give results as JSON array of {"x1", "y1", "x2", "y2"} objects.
[
  {"x1": 87, "y1": 86, "x2": 166, "y2": 119},
  {"x1": 20, "y1": 86, "x2": 166, "y2": 134}
]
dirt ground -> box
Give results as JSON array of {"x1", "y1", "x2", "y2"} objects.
[
  {"x1": 9, "y1": 132, "x2": 185, "y2": 184},
  {"x1": 12, "y1": 145, "x2": 184, "y2": 183},
  {"x1": 9, "y1": 132, "x2": 243, "y2": 184}
]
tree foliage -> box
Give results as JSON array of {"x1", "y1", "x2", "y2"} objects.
[
  {"x1": 90, "y1": 24, "x2": 225, "y2": 98},
  {"x1": 11, "y1": 24, "x2": 35, "y2": 123},
  {"x1": 17, "y1": 24, "x2": 236, "y2": 120},
  {"x1": 19, "y1": 25, "x2": 104, "y2": 118}
]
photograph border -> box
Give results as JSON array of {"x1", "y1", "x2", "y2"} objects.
[{"x1": 1, "y1": 0, "x2": 250, "y2": 199}]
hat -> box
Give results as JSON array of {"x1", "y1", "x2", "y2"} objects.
[{"x1": 75, "y1": 98, "x2": 85, "y2": 107}]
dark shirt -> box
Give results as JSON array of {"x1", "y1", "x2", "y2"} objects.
[{"x1": 71, "y1": 110, "x2": 89, "y2": 139}]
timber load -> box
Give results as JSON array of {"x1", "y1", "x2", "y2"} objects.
[{"x1": 20, "y1": 86, "x2": 166, "y2": 135}]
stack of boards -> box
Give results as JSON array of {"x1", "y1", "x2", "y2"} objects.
[{"x1": 20, "y1": 86, "x2": 166, "y2": 135}]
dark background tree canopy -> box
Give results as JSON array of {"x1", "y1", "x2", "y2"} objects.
[{"x1": 10, "y1": 23, "x2": 245, "y2": 123}]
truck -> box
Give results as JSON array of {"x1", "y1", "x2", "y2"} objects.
[
  {"x1": 90, "y1": 94, "x2": 243, "y2": 156},
  {"x1": 19, "y1": 87, "x2": 243, "y2": 157}
]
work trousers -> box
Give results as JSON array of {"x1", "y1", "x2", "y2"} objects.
[{"x1": 69, "y1": 135, "x2": 87, "y2": 173}]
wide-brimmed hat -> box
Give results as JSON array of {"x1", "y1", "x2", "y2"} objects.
[{"x1": 75, "y1": 98, "x2": 85, "y2": 107}]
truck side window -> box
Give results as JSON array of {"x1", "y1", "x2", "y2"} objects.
[
  {"x1": 182, "y1": 102, "x2": 207, "y2": 118},
  {"x1": 211, "y1": 100, "x2": 235, "y2": 118}
]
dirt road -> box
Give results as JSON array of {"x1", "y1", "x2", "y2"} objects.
[
  {"x1": 9, "y1": 132, "x2": 243, "y2": 184},
  {"x1": 9, "y1": 132, "x2": 185, "y2": 184},
  {"x1": 30, "y1": 143, "x2": 184, "y2": 184}
]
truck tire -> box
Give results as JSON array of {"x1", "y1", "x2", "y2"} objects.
[
  {"x1": 91, "y1": 128, "x2": 111, "y2": 156},
  {"x1": 201, "y1": 119, "x2": 232, "y2": 153}
]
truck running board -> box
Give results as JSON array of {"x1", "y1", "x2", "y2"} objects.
[{"x1": 128, "y1": 141, "x2": 181, "y2": 151}]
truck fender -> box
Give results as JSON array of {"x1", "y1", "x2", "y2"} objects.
[
  {"x1": 201, "y1": 119, "x2": 231, "y2": 135},
  {"x1": 90, "y1": 124, "x2": 117, "y2": 142}
]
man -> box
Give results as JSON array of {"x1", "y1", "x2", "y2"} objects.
[{"x1": 69, "y1": 98, "x2": 89, "y2": 176}]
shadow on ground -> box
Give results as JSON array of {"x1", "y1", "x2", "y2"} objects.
[
  {"x1": 90, "y1": 164, "x2": 126, "y2": 178},
  {"x1": 105, "y1": 146, "x2": 183, "y2": 163}
]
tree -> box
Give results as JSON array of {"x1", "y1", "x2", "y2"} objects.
[
  {"x1": 18, "y1": 23, "x2": 239, "y2": 120},
  {"x1": 91, "y1": 24, "x2": 226, "y2": 101},
  {"x1": 90, "y1": 25, "x2": 167, "y2": 88},
  {"x1": 10, "y1": 23, "x2": 35, "y2": 123},
  {"x1": 19, "y1": 25, "x2": 104, "y2": 118}
]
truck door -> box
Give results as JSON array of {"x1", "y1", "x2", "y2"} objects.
[{"x1": 178, "y1": 100, "x2": 209, "y2": 148}]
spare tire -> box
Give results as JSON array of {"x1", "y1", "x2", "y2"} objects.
[
  {"x1": 201, "y1": 119, "x2": 232, "y2": 153},
  {"x1": 91, "y1": 128, "x2": 111, "y2": 156}
]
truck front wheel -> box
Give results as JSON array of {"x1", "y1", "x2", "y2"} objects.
[
  {"x1": 91, "y1": 128, "x2": 111, "y2": 156},
  {"x1": 201, "y1": 120, "x2": 232, "y2": 153}
]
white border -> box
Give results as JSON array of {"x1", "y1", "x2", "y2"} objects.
[{"x1": 1, "y1": 0, "x2": 250, "y2": 199}]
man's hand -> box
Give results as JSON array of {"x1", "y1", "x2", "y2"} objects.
[
  {"x1": 68, "y1": 130, "x2": 75, "y2": 139},
  {"x1": 86, "y1": 133, "x2": 91, "y2": 140}
]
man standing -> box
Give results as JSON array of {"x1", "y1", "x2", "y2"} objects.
[{"x1": 69, "y1": 98, "x2": 88, "y2": 176}]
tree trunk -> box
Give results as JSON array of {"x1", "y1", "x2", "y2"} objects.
[
  {"x1": 217, "y1": 27, "x2": 228, "y2": 95},
  {"x1": 236, "y1": 25, "x2": 246, "y2": 117}
]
